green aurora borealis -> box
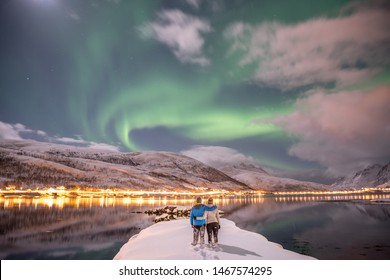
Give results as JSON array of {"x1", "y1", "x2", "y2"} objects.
[{"x1": 1, "y1": 0, "x2": 389, "y2": 180}]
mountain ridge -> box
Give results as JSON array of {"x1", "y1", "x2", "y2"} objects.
[
  {"x1": 331, "y1": 162, "x2": 390, "y2": 189},
  {"x1": 0, "y1": 139, "x2": 248, "y2": 192},
  {"x1": 0, "y1": 139, "x2": 330, "y2": 192}
]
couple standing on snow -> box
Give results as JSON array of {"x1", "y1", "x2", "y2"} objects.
[{"x1": 190, "y1": 197, "x2": 220, "y2": 246}]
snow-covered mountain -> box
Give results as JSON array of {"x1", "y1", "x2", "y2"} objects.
[
  {"x1": 332, "y1": 163, "x2": 390, "y2": 189},
  {"x1": 218, "y1": 164, "x2": 326, "y2": 192},
  {"x1": 0, "y1": 140, "x2": 247, "y2": 192},
  {"x1": 223, "y1": 166, "x2": 327, "y2": 191},
  {"x1": 376, "y1": 163, "x2": 390, "y2": 186},
  {"x1": 0, "y1": 139, "x2": 327, "y2": 192}
]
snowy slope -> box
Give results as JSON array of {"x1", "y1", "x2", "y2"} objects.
[
  {"x1": 332, "y1": 163, "x2": 390, "y2": 189},
  {"x1": 0, "y1": 139, "x2": 248, "y2": 191},
  {"x1": 0, "y1": 139, "x2": 330, "y2": 192},
  {"x1": 114, "y1": 218, "x2": 315, "y2": 260},
  {"x1": 222, "y1": 166, "x2": 325, "y2": 192},
  {"x1": 375, "y1": 162, "x2": 390, "y2": 186},
  {"x1": 203, "y1": 161, "x2": 325, "y2": 192},
  {"x1": 182, "y1": 147, "x2": 326, "y2": 191}
]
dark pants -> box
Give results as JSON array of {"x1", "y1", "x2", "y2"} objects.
[{"x1": 207, "y1": 222, "x2": 219, "y2": 244}]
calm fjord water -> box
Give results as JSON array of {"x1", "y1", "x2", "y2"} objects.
[{"x1": 1, "y1": 194, "x2": 389, "y2": 259}]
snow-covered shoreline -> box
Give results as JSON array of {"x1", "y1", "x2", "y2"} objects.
[{"x1": 114, "y1": 218, "x2": 315, "y2": 260}]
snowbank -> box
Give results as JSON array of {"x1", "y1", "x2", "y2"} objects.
[{"x1": 114, "y1": 218, "x2": 315, "y2": 260}]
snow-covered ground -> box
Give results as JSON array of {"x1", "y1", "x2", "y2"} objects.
[
  {"x1": 332, "y1": 163, "x2": 390, "y2": 189},
  {"x1": 114, "y1": 218, "x2": 315, "y2": 260},
  {"x1": 0, "y1": 139, "x2": 247, "y2": 191}
]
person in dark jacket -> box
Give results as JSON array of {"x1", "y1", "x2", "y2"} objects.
[{"x1": 190, "y1": 197, "x2": 216, "y2": 246}]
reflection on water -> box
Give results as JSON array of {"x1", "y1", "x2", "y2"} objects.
[
  {"x1": 0, "y1": 196, "x2": 158, "y2": 260},
  {"x1": 222, "y1": 193, "x2": 390, "y2": 260},
  {"x1": 1, "y1": 193, "x2": 390, "y2": 259},
  {"x1": 2, "y1": 196, "x2": 191, "y2": 210}
]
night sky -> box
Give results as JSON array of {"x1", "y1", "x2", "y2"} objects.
[{"x1": 1, "y1": 0, "x2": 389, "y2": 183}]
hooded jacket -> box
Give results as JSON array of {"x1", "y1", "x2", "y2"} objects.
[
  {"x1": 190, "y1": 204, "x2": 217, "y2": 226},
  {"x1": 206, "y1": 204, "x2": 220, "y2": 224}
]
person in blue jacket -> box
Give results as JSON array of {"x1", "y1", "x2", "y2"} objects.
[{"x1": 190, "y1": 197, "x2": 217, "y2": 246}]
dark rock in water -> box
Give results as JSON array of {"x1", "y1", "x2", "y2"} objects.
[
  {"x1": 164, "y1": 206, "x2": 177, "y2": 212},
  {"x1": 141, "y1": 206, "x2": 223, "y2": 223},
  {"x1": 141, "y1": 206, "x2": 192, "y2": 223}
]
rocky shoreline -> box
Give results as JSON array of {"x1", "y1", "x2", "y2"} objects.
[{"x1": 141, "y1": 206, "x2": 224, "y2": 223}]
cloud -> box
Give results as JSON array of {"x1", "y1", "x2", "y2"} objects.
[
  {"x1": 185, "y1": 0, "x2": 202, "y2": 9},
  {"x1": 52, "y1": 137, "x2": 120, "y2": 151},
  {"x1": 140, "y1": 9, "x2": 212, "y2": 66},
  {"x1": 103, "y1": 0, "x2": 121, "y2": 4},
  {"x1": 88, "y1": 142, "x2": 120, "y2": 152},
  {"x1": 181, "y1": 145, "x2": 260, "y2": 169},
  {"x1": 68, "y1": 10, "x2": 80, "y2": 21},
  {"x1": 55, "y1": 137, "x2": 120, "y2": 152},
  {"x1": 36, "y1": 130, "x2": 47, "y2": 136},
  {"x1": 0, "y1": 121, "x2": 25, "y2": 140},
  {"x1": 0, "y1": 122, "x2": 44, "y2": 141},
  {"x1": 0, "y1": 121, "x2": 120, "y2": 152},
  {"x1": 261, "y1": 85, "x2": 390, "y2": 176},
  {"x1": 225, "y1": 5, "x2": 390, "y2": 90},
  {"x1": 55, "y1": 136, "x2": 86, "y2": 144}
]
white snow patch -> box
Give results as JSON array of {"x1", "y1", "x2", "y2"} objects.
[{"x1": 114, "y1": 218, "x2": 315, "y2": 260}]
